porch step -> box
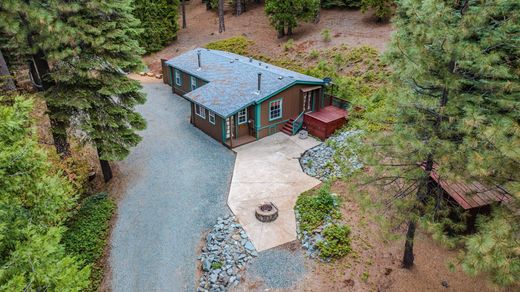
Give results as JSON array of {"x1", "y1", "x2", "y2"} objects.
[{"x1": 281, "y1": 118, "x2": 295, "y2": 136}]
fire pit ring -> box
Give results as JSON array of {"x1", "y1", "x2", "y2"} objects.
[{"x1": 255, "y1": 202, "x2": 279, "y2": 222}]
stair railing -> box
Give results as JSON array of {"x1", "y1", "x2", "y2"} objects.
[{"x1": 292, "y1": 111, "x2": 305, "y2": 135}]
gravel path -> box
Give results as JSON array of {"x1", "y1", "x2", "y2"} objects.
[
  {"x1": 110, "y1": 78, "x2": 235, "y2": 291},
  {"x1": 246, "y1": 245, "x2": 307, "y2": 289}
]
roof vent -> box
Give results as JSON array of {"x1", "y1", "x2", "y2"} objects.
[
  {"x1": 249, "y1": 57, "x2": 253, "y2": 62},
  {"x1": 278, "y1": 76, "x2": 283, "y2": 80},
  {"x1": 259, "y1": 62, "x2": 262, "y2": 66},
  {"x1": 197, "y1": 50, "x2": 202, "y2": 69},
  {"x1": 257, "y1": 72, "x2": 262, "y2": 92}
]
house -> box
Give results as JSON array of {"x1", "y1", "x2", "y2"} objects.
[{"x1": 164, "y1": 48, "x2": 334, "y2": 147}]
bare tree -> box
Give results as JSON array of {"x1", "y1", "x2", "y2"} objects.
[
  {"x1": 236, "y1": 0, "x2": 242, "y2": 16},
  {"x1": 0, "y1": 49, "x2": 16, "y2": 91},
  {"x1": 218, "y1": 0, "x2": 225, "y2": 33}
]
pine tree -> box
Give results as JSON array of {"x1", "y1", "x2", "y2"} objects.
[
  {"x1": 218, "y1": 0, "x2": 225, "y2": 33},
  {"x1": 0, "y1": 0, "x2": 75, "y2": 155},
  {"x1": 360, "y1": 0, "x2": 393, "y2": 20},
  {"x1": 133, "y1": 0, "x2": 180, "y2": 54},
  {"x1": 0, "y1": 95, "x2": 90, "y2": 290},
  {"x1": 47, "y1": 0, "x2": 147, "y2": 182},
  {"x1": 265, "y1": 0, "x2": 320, "y2": 38},
  {"x1": 358, "y1": 0, "x2": 519, "y2": 279}
]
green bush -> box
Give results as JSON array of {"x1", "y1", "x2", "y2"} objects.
[
  {"x1": 283, "y1": 38, "x2": 295, "y2": 51},
  {"x1": 295, "y1": 184, "x2": 341, "y2": 233},
  {"x1": 63, "y1": 193, "x2": 116, "y2": 291},
  {"x1": 321, "y1": 28, "x2": 332, "y2": 42},
  {"x1": 205, "y1": 36, "x2": 254, "y2": 55},
  {"x1": 316, "y1": 223, "x2": 352, "y2": 259},
  {"x1": 133, "y1": 0, "x2": 180, "y2": 54}
]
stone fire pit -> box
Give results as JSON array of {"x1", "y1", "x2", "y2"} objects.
[{"x1": 255, "y1": 202, "x2": 279, "y2": 222}]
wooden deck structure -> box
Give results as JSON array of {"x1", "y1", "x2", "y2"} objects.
[
  {"x1": 303, "y1": 106, "x2": 348, "y2": 140},
  {"x1": 426, "y1": 164, "x2": 512, "y2": 210}
]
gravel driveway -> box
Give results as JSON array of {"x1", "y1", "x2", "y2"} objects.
[{"x1": 109, "y1": 77, "x2": 235, "y2": 291}]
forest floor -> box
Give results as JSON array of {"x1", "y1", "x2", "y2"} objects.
[{"x1": 143, "y1": 1, "x2": 392, "y2": 73}]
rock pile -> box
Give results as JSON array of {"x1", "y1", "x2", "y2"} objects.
[
  {"x1": 197, "y1": 215, "x2": 257, "y2": 292},
  {"x1": 300, "y1": 130, "x2": 363, "y2": 181}
]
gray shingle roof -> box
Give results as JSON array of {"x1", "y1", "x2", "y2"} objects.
[{"x1": 165, "y1": 48, "x2": 324, "y2": 117}]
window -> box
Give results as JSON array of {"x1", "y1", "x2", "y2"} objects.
[
  {"x1": 195, "y1": 104, "x2": 206, "y2": 119},
  {"x1": 237, "y1": 108, "x2": 247, "y2": 124},
  {"x1": 175, "y1": 69, "x2": 182, "y2": 86},
  {"x1": 190, "y1": 76, "x2": 197, "y2": 91},
  {"x1": 269, "y1": 99, "x2": 282, "y2": 121},
  {"x1": 208, "y1": 111, "x2": 215, "y2": 124}
]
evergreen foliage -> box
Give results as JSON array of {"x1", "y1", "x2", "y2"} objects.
[
  {"x1": 360, "y1": 0, "x2": 393, "y2": 20},
  {"x1": 47, "y1": 0, "x2": 147, "y2": 162},
  {"x1": 63, "y1": 193, "x2": 116, "y2": 291},
  {"x1": 133, "y1": 0, "x2": 180, "y2": 54},
  {"x1": 0, "y1": 96, "x2": 89, "y2": 290},
  {"x1": 321, "y1": 0, "x2": 361, "y2": 8},
  {"x1": 357, "y1": 0, "x2": 519, "y2": 285},
  {"x1": 265, "y1": 0, "x2": 320, "y2": 37}
]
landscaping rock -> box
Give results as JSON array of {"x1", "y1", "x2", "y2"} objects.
[
  {"x1": 300, "y1": 130, "x2": 363, "y2": 181},
  {"x1": 198, "y1": 216, "x2": 258, "y2": 291}
]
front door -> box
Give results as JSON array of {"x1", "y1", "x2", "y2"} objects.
[
  {"x1": 226, "y1": 116, "x2": 234, "y2": 139},
  {"x1": 303, "y1": 91, "x2": 314, "y2": 112}
]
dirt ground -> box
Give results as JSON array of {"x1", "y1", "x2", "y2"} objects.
[
  {"x1": 143, "y1": 1, "x2": 392, "y2": 73},
  {"x1": 239, "y1": 181, "x2": 506, "y2": 292}
]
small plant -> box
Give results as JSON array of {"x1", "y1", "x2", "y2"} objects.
[
  {"x1": 316, "y1": 223, "x2": 352, "y2": 259},
  {"x1": 321, "y1": 28, "x2": 331, "y2": 42},
  {"x1": 309, "y1": 49, "x2": 320, "y2": 59},
  {"x1": 283, "y1": 38, "x2": 295, "y2": 51},
  {"x1": 211, "y1": 261, "x2": 222, "y2": 270},
  {"x1": 361, "y1": 271, "x2": 369, "y2": 282}
]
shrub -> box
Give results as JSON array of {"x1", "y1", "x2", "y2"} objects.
[
  {"x1": 63, "y1": 193, "x2": 116, "y2": 291},
  {"x1": 283, "y1": 38, "x2": 295, "y2": 51},
  {"x1": 205, "y1": 36, "x2": 254, "y2": 55},
  {"x1": 295, "y1": 184, "x2": 341, "y2": 233},
  {"x1": 316, "y1": 223, "x2": 352, "y2": 259},
  {"x1": 321, "y1": 28, "x2": 331, "y2": 42},
  {"x1": 309, "y1": 49, "x2": 320, "y2": 59},
  {"x1": 321, "y1": 0, "x2": 361, "y2": 8}
]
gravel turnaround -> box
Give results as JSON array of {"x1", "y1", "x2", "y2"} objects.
[{"x1": 110, "y1": 79, "x2": 236, "y2": 292}]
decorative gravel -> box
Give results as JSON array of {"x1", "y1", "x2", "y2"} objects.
[
  {"x1": 247, "y1": 247, "x2": 307, "y2": 289},
  {"x1": 300, "y1": 130, "x2": 363, "y2": 181},
  {"x1": 197, "y1": 215, "x2": 257, "y2": 292}
]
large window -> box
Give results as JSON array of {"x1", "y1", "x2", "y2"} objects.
[
  {"x1": 208, "y1": 111, "x2": 216, "y2": 124},
  {"x1": 175, "y1": 69, "x2": 182, "y2": 86},
  {"x1": 269, "y1": 99, "x2": 282, "y2": 121},
  {"x1": 195, "y1": 104, "x2": 206, "y2": 119},
  {"x1": 237, "y1": 108, "x2": 247, "y2": 124},
  {"x1": 190, "y1": 76, "x2": 197, "y2": 91}
]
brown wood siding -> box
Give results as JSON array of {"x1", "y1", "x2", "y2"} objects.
[
  {"x1": 234, "y1": 106, "x2": 254, "y2": 137},
  {"x1": 257, "y1": 84, "x2": 323, "y2": 138},
  {"x1": 170, "y1": 66, "x2": 208, "y2": 96},
  {"x1": 191, "y1": 103, "x2": 223, "y2": 143}
]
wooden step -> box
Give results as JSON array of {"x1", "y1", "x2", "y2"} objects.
[{"x1": 280, "y1": 127, "x2": 292, "y2": 135}]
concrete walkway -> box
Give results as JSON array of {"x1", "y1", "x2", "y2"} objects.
[
  {"x1": 110, "y1": 77, "x2": 235, "y2": 291},
  {"x1": 227, "y1": 133, "x2": 321, "y2": 251}
]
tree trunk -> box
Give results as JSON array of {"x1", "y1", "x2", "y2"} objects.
[
  {"x1": 402, "y1": 220, "x2": 416, "y2": 269},
  {"x1": 287, "y1": 26, "x2": 293, "y2": 36},
  {"x1": 181, "y1": 0, "x2": 187, "y2": 28},
  {"x1": 236, "y1": 0, "x2": 242, "y2": 16},
  {"x1": 277, "y1": 22, "x2": 285, "y2": 38},
  {"x1": 314, "y1": 0, "x2": 322, "y2": 23},
  {"x1": 97, "y1": 148, "x2": 113, "y2": 182},
  {"x1": 218, "y1": 0, "x2": 225, "y2": 33},
  {"x1": 0, "y1": 49, "x2": 16, "y2": 91}
]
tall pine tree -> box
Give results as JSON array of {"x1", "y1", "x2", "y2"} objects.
[
  {"x1": 0, "y1": 0, "x2": 76, "y2": 155},
  {"x1": 358, "y1": 0, "x2": 519, "y2": 283},
  {"x1": 47, "y1": 0, "x2": 147, "y2": 182},
  {"x1": 265, "y1": 0, "x2": 320, "y2": 38}
]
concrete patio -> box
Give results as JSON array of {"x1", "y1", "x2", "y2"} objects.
[{"x1": 227, "y1": 133, "x2": 321, "y2": 251}]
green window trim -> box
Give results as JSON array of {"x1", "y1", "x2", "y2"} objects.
[
  {"x1": 268, "y1": 98, "x2": 283, "y2": 121},
  {"x1": 175, "y1": 69, "x2": 182, "y2": 86}
]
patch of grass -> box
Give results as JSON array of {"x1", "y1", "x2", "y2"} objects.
[
  {"x1": 316, "y1": 223, "x2": 352, "y2": 259},
  {"x1": 283, "y1": 38, "x2": 295, "y2": 51},
  {"x1": 63, "y1": 193, "x2": 116, "y2": 291},
  {"x1": 211, "y1": 261, "x2": 222, "y2": 270},
  {"x1": 205, "y1": 36, "x2": 254, "y2": 55},
  {"x1": 361, "y1": 271, "x2": 370, "y2": 282},
  {"x1": 321, "y1": 28, "x2": 331, "y2": 42},
  {"x1": 295, "y1": 184, "x2": 341, "y2": 233},
  {"x1": 309, "y1": 49, "x2": 320, "y2": 59}
]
